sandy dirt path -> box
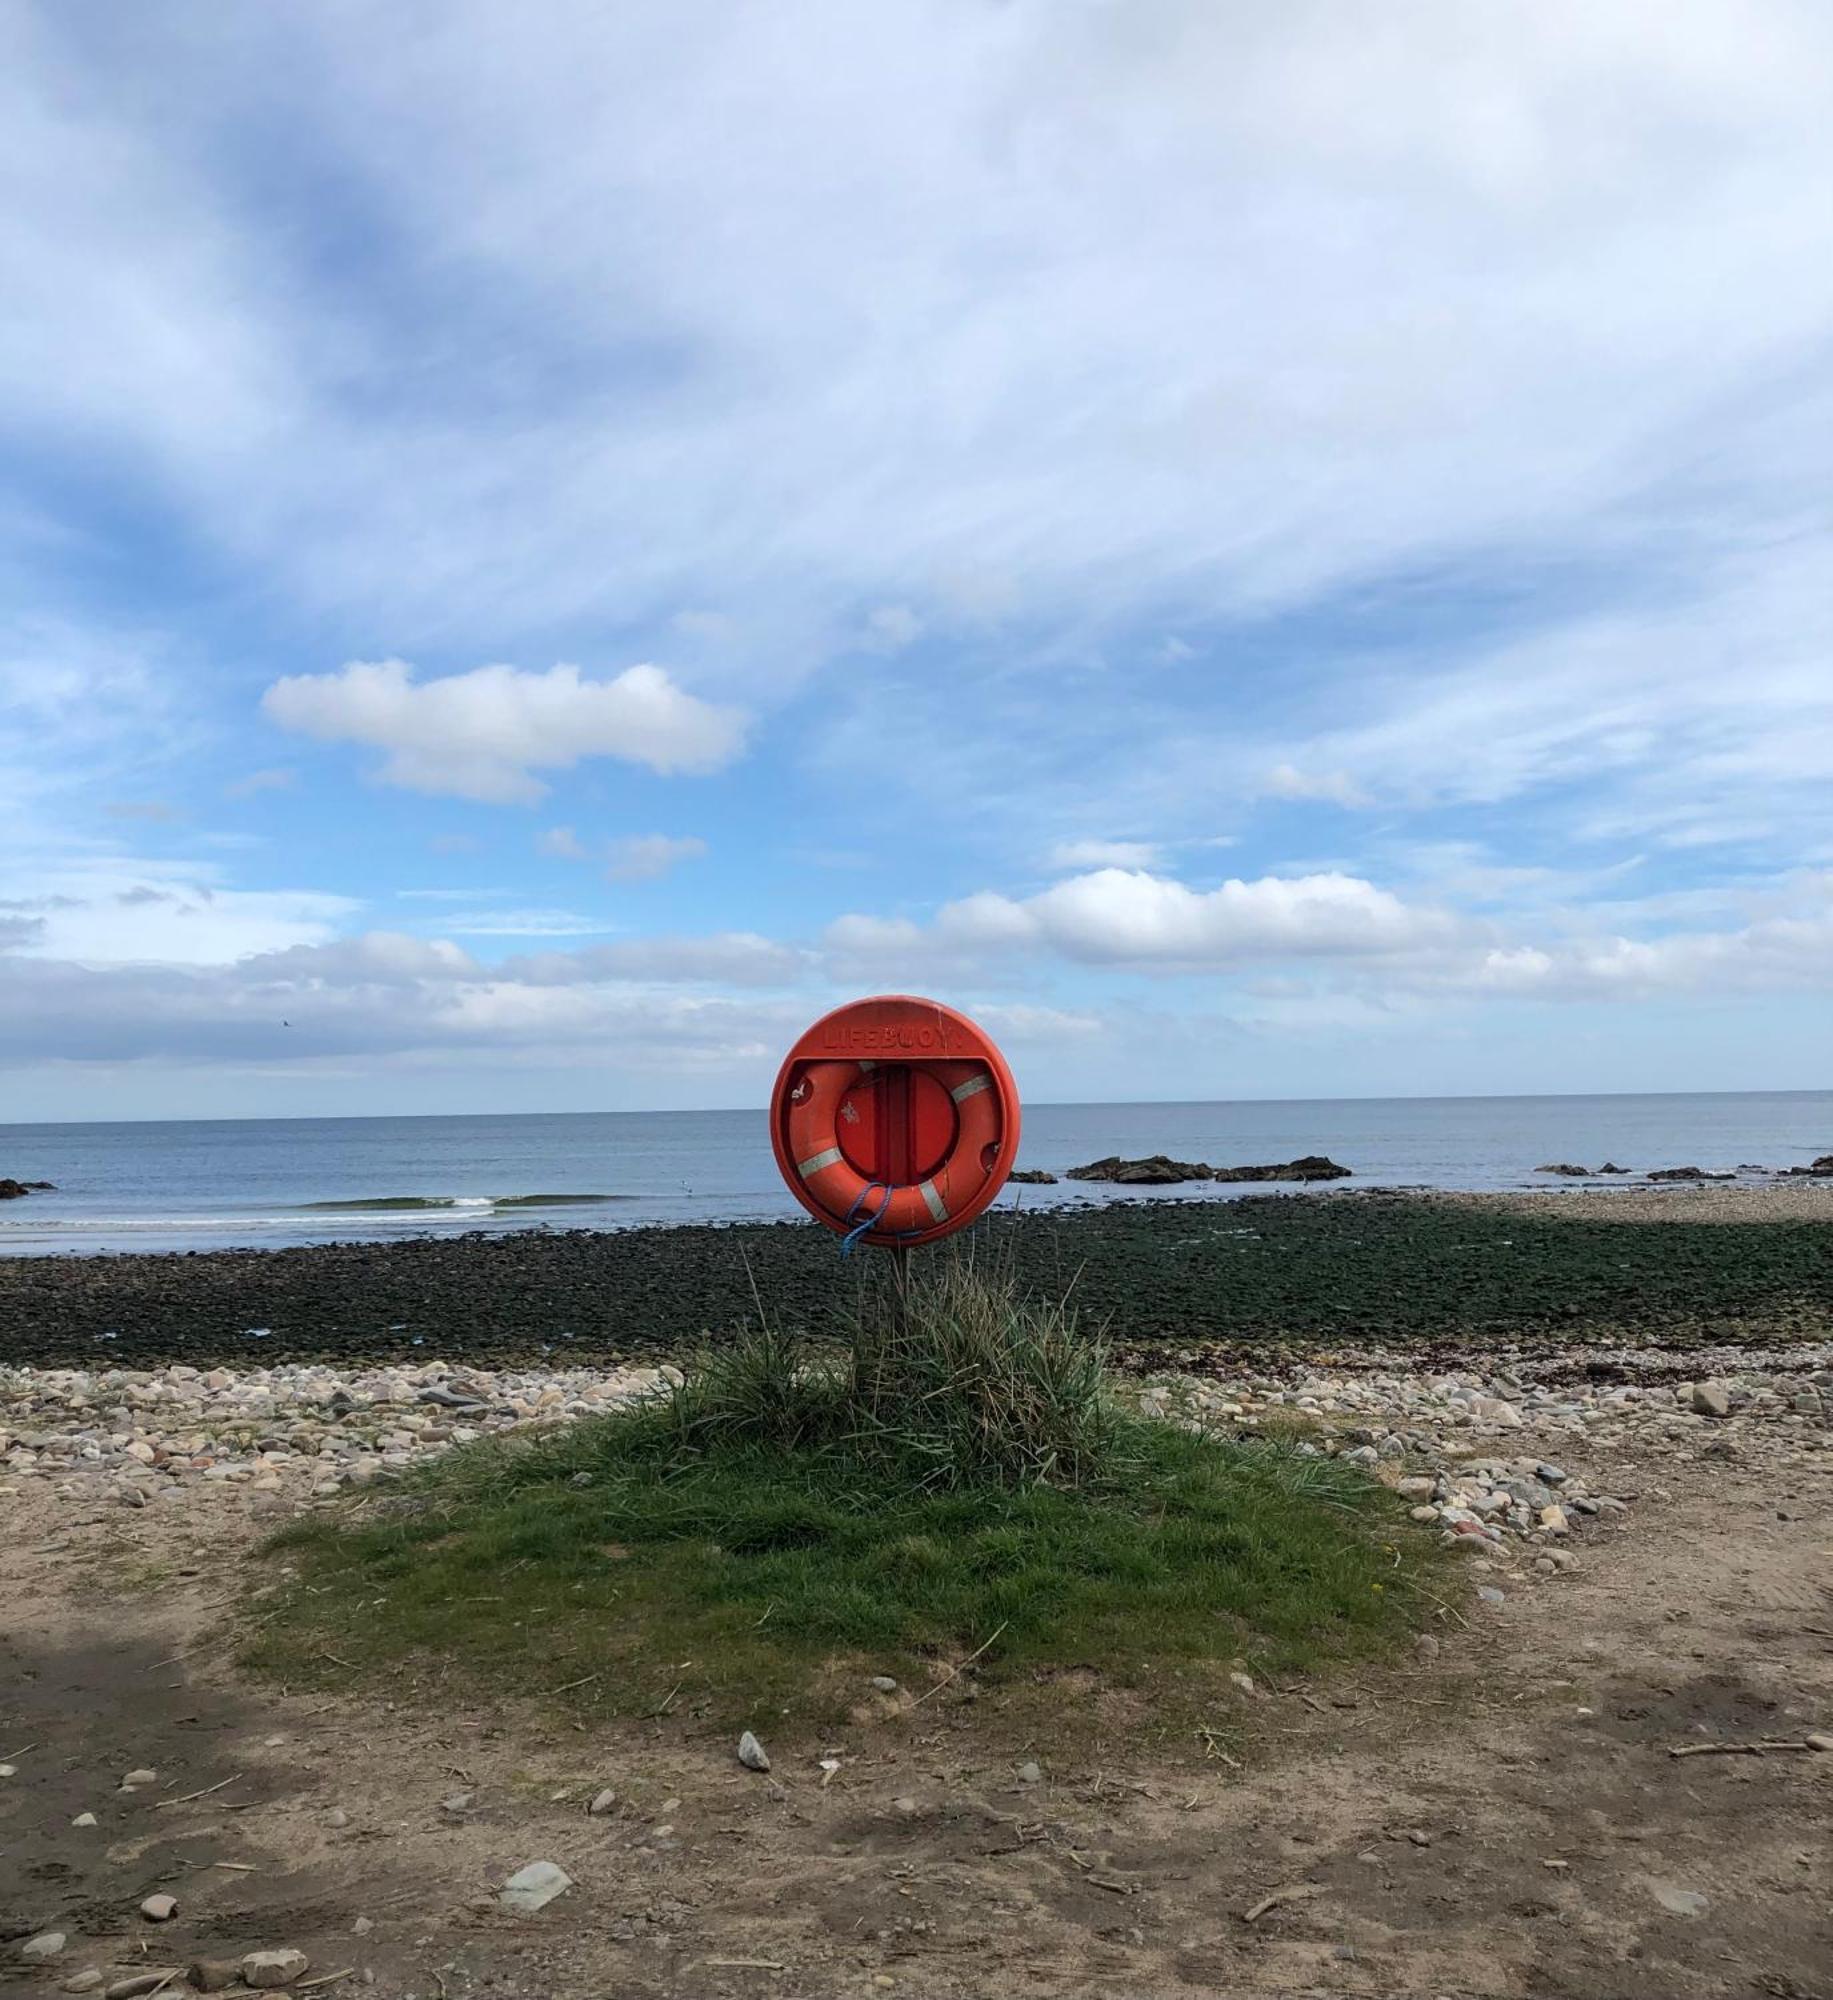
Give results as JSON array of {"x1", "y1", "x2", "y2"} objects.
[{"x1": 4, "y1": 1412, "x2": 1830, "y2": 2000}]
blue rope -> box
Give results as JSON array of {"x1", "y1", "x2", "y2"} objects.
[{"x1": 839, "y1": 1180, "x2": 895, "y2": 1256}]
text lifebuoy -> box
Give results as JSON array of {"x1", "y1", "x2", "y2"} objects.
[{"x1": 786, "y1": 1058, "x2": 1000, "y2": 1236}]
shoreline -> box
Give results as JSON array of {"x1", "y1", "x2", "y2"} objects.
[{"x1": 1, "y1": 1184, "x2": 1828, "y2": 1370}]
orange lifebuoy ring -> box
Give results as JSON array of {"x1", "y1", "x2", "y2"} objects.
[{"x1": 786, "y1": 1058, "x2": 1001, "y2": 1237}]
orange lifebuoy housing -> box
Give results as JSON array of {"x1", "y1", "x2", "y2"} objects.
[
  {"x1": 787, "y1": 1058, "x2": 1000, "y2": 1237},
  {"x1": 769, "y1": 996, "x2": 1021, "y2": 1249}
]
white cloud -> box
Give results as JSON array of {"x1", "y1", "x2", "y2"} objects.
[
  {"x1": 249, "y1": 933, "x2": 480, "y2": 984},
  {"x1": 604, "y1": 834, "x2": 709, "y2": 883},
  {"x1": 1048, "y1": 839, "x2": 1163, "y2": 871},
  {"x1": 262, "y1": 659, "x2": 747, "y2": 804},
  {"x1": 833, "y1": 867, "x2": 1458, "y2": 970},
  {"x1": 1465, "y1": 888, "x2": 1833, "y2": 1000},
  {"x1": 0, "y1": 857, "x2": 355, "y2": 967},
  {"x1": 537, "y1": 826, "x2": 590, "y2": 860}
]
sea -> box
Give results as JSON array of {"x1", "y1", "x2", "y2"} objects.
[{"x1": 1, "y1": 1091, "x2": 1828, "y2": 1257}]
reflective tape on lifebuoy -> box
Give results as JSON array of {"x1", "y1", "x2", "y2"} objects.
[{"x1": 786, "y1": 1058, "x2": 1000, "y2": 1237}]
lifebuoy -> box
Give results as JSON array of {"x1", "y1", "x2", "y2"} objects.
[{"x1": 786, "y1": 1058, "x2": 1000, "y2": 1237}]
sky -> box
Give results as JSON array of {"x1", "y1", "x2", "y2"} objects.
[{"x1": 3, "y1": 0, "x2": 1832, "y2": 1123}]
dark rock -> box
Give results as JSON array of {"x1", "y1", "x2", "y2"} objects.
[
  {"x1": 1006, "y1": 1169, "x2": 1058, "y2": 1185},
  {"x1": 1536, "y1": 1164, "x2": 1591, "y2": 1177},
  {"x1": 417, "y1": 1384, "x2": 491, "y2": 1410},
  {"x1": 1647, "y1": 1166, "x2": 1736, "y2": 1182},
  {"x1": 1785, "y1": 1154, "x2": 1833, "y2": 1178},
  {"x1": 1210, "y1": 1156, "x2": 1352, "y2": 1183},
  {"x1": 0, "y1": 1179, "x2": 54, "y2": 1199},
  {"x1": 1597, "y1": 1162, "x2": 1628, "y2": 1174},
  {"x1": 1066, "y1": 1154, "x2": 1212, "y2": 1184}
]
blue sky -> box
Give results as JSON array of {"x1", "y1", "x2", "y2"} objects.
[{"x1": 3, "y1": 1, "x2": 1832, "y2": 1121}]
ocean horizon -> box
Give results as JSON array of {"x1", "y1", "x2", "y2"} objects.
[{"x1": 3, "y1": 1088, "x2": 1828, "y2": 1256}]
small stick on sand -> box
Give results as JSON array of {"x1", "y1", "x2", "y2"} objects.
[
  {"x1": 1667, "y1": 1739, "x2": 1820, "y2": 1758},
  {"x1": 152, "y1": 1773, "x2": 242, "y2": 1808},
  {"x1": 1243, "y1": 1882, "x2": 1326, "y2": 1923},
  {"x1": 911, "y1": 1621, "x2": 1009, "y2": 1708}
]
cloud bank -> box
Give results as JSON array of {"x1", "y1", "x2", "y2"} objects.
[{"x1": 263, "y1": 660, "x2": 747, "y2": 803}]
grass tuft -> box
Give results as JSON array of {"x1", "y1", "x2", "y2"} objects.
[{"x1": 630, "y1": 1255, "x2": 1130, "y2": 1490}]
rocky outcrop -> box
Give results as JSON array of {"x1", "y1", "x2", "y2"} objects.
[
  {"x1": 0, "y1": 1179, "x2": 54, "y2": 1200},
  {"x1": 1007, "y1": 1168, "x2": 1058, "y2": 1185},
  {"x1": 1647, "y1": 1166, "x2": 1736, "y2": 1182},
  {"x1": 1537, "y1": 1163, "x2": 1592, "y2": 1177},
  {"x1": 1784, "y1": 1154, "x2": 1833, "y2": 1178},
  {"x1": 1065, "y1": 1154, "x2": 1352, "y2": 1185},
  {"x1": 1066, "y1": 1154, "x2": 1210, "y2": 1184}
]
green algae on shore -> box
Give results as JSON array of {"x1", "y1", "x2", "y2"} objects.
[{"x1": 1, "y1": 1191, "x2": 1829, "y2": 1368}]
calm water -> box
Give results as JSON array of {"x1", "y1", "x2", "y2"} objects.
[{"x1": 1, "y1": 1092, "x2": 1828, "y2": 1255}]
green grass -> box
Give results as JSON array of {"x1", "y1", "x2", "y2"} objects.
[
  {"x1": 247, "y1": 1266, "x2": 1442, "y2": 1743},
  {"x1": 247, "y1": 1412, "x2": 1435, "y2": 1733}
]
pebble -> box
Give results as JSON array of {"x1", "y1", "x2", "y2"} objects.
[
  {"x1": 587, "y1": 1786, "x2": 618, "y2": 1815},
  {"x1": 737, "y1": 1731, "x2": 771, "y2": 1772},
  {"x1": 1690, "y1": 1381, "x2": 1732, "y2": 1419},
  {"x1": 498, "y1": 1861, "x2": 573, "y2": 1912},
  {"x1": 61, "y1": 1973, "x2": 105, "y2": 1994},
  {"x1": 870, "y1": 1676, "x2": 900, "y2": 1693},
  {"x1": 120, "y1": 1768, "x2": 157, "y2": 1789},
  {"x1": 323, "y1": 1807, "x2": 350, "y2": 1828},
  {"x1": 1646, "y1": 1879, "x2": 1709, "y2": 1917},
  {"x1": 1476, "y1": 1586, "x2": 1506, "y2": 1606},
  {"x1": 188, "y1": 1960, "x2": 241, "y2": 1992},
  {"x1": 106, "y1": 1977, "x2": 175, "y2": 1999},
  {"x1": 20, "y1": 1932, "x2": 66, "y2": 1961},
  {"x1": 242, "y1": 1949, "x2": 310, "y2": 1988},
  {"x1": 1805, "y1": 1733, "x2": 1833, "y2": 1753},
  {"x1": 72, "y1": 1811, "x2": 98, "y2": 1826},
  {"x1": 1016, "y1": 1761, "x2": 1042, "y2": 1784},
  {"x1": 139, "y1": 1894, "x2": 178, "y2": 1921}
]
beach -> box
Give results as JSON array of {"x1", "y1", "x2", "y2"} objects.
[{"x1": 5, "y1": 1179, "x2": 1831, "y2": 1998}]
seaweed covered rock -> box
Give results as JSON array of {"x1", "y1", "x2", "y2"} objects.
[
  {"x1": 1066, "y1": 1154, "x2": 1211, "y2": 1184},
  {"x1": 1537, "y1": 1163, "x2": 1592, "y2": 1177},
  {"x1": 1211, "y1": 1156, "x2": 1352, "y2": 1183},
  {"x1": 1785, "y1": 1154, "x2": 1833, "y2": 1177},
  {"x1": 1007, "y1": 1168, "x2": 1059, "y2": 1184},
  {"x1": 0, "y1": 1179, "x2": 54, "y2": 1199}
]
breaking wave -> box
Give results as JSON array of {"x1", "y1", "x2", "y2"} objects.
[{"x1": 296, "y1": 1193, "x2": 631, "y2": 1213}]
